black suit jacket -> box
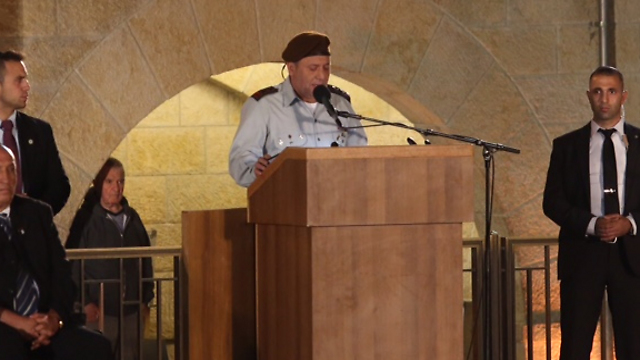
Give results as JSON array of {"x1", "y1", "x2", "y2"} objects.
[
  {"x1": 0, "y1": 196, "x2": 75, "y2": 324},
  {"x1": 543, "y1": 122, "x2": 640, "y2": 280},
  {"x1": 15, "y1": 112, "x2": 70, "y2": 215}
]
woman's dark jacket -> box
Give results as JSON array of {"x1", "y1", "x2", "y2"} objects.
[{"x1": 76, "y1": 203, "x2": 154, "y2": 316}]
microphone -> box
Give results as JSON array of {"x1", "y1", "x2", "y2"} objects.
[{"x1": 313, "y1": 85, "x2": 340, "y2": 125}]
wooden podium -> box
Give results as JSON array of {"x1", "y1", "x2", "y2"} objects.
[{"x1": 248, "y1": 145, "x2": 474, "y2": 359}]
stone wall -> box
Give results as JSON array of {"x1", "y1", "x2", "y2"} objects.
[
  {"x1": 3, "y1": 1, "x2": 640, "y2": 357},
  {"x1": 4, "y1": 0, "x2": 639, "y2": 240}
]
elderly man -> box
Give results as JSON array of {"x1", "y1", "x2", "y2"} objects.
[
  {"x1": 0, "y1": 145, "x2": 112, "y2": 359},
  {"x1": 229, "y1": 31, "x2": 368, "y2": 187}
]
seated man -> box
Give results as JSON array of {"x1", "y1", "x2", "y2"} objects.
[{"x1": 0, "y1": 144, "x2": 113, "y2": 360}]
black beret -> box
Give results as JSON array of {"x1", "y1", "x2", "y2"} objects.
[{"x1": 282, "y1": 31, "x2": 331, "y2": 63}]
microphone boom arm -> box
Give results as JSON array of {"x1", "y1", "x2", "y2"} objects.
[{"x1": 336, "y1": 110, "x2": 520, "y2": 154}]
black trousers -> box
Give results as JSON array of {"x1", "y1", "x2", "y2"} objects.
[
  {"x1": 0, "y1": 322, "x2": 113, "y2": 360},
  {"x1": 560, "y1": 241, "x2": 640, "y2": 360}
]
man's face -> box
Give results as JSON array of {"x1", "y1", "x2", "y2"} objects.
[
  {"x1": 287, "y1": 56, "x2": 331, "y2": 103},
  {"x1": 587, "y1": 74, "x2": 628, "y2": 127},
  {"x1": 0, "y1": 60, "x2": 30, "y2": 115},
  {"x1": 0, "y1": 148, "x2": 17, "y2": 210},
  {"x1": 100, "y1": 167, "x2": 125, "y2": 209}
]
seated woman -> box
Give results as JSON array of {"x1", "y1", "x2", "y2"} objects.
[{"x1": 75, "y1": 157, "x2": 154, "y2": 360}]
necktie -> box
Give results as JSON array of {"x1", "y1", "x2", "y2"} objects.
[
  {"x1": 0, "y1": 214, "x2": 40, "y2": 316},
  {"x1": 1, "y1": 120, "x2": 23, "y2": 194},
  {"x1": 600, "y1": 128, "x2": 620, "y2": 215}
]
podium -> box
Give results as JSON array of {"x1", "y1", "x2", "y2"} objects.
[
  {"x1": 182, "y1": 208, "x2": 256, "y2": 360},
  {"x1": 248, "y1": 145, "x2": 474, "y2": 359}
]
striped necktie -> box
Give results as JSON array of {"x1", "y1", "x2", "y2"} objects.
[{"x1": 0, "y1": 214, "x2": 40, "y2": 316}]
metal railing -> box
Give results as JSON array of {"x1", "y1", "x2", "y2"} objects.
[
  {"x1": 65, "y1": 238, "x2": 615, "y2": 360},
  {"x1": 67, "y1": 246, "x2": 184, "y2": 360},
  {"x1": 463, "y1": 235, "x2": 614, "y2": 360}
]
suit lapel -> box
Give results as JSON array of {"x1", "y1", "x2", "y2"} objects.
[
  {"x1": 624, "y1": 124, "x2": 640, "y2": 211},
  {"x1": 14, "y1": 112, "x2": 28, "y2": 192},
  {"x1": 576, "y1": 123, "x2": 592, "y2": 202},
  {"x1": 8, "y1": 197, "x2": 28, "y2": 250}
]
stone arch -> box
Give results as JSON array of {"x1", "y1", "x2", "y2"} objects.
[{"x1": 37, "y1": 0, "x2": 547, "y2": 238}]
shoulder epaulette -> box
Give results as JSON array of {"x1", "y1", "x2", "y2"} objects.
[
  {"x1": 328, "y1": 84, "x2": 351, "y2": 103},
  {"x1": 251, "y1": 86, "x2": 279, "y2": 101}
]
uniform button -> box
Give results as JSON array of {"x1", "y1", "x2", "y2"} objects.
[
  {"x1": 314, "y1": 119, "x2": 318, "y2": 123},
  {"x1": 317, "y1": 138, "x2": 321, "y2": 141},
  {"x1": 8, "y1": 289, "x2": 14, "y2": 295}
]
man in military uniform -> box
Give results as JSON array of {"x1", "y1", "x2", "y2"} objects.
[{"x1": 229, "y1": 31, "x2": 368, "y2": 187}]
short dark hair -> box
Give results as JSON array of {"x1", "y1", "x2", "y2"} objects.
[
  {"x1": 590, "y1": 65, "x2": 624, "y2": 89},
  {"x1": 0, "y1": 50, "x2": 25, "y2": 82},
  {"x1": 93, "y1": 157, "x2": 125, "y2": 196}
]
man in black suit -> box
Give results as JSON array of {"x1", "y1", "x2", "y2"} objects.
[
  {"x1": 0, "y1": 145, "x2": 113, "y2": 359},
  {"x1": 0, "y1": 50, "x2": 70, "y2": 215},
  {"x1": 543, "y1": 66, "x2": 640, "y2": 359}
]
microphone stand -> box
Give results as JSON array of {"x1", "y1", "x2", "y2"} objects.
[{"x1": 337, "y1": 110, "x2": 520, "y2": 360}]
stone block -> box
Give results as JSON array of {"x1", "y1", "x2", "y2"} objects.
[
  {"x1": 145, "y1": 224, "x2": 181, "y2": 273},
  {"x1": 126, "y1": 128, "x2": 206, "y2": 176},
  {"x1": 54, "y1": 155, "x2": 95, "y2": 240},
  {"x1": 213, "y1": 66, "x2": 253, "y2": 94},
  {"x1": 615, "y1": 0, "x2": 640, "y2": 23},
  {"x1": 0, "y1": 37, "x2": 22, "y2": 53},
  {"x1": 490, "y1": 119, "x2": 550, "y2": 214},
  {"x1": 78, "y1": 25, "x2": 165, "y2": 132},
  {"x1": 315, "y1": 0, "x2": 378, "y2": 72},
  {"x1": 363, "y1": 0, "x2": 441, "y2": 88},
  {"x1": 57, "y1": 0, "x2": 144, "y2": 36},
  {"x1": 125, "y1": 176, "x2": 168, "y2": 224},
  {"x1": 621, "y1": 73, "x2": 640, "y2": 126},
  {"x1": 23, "y1": 0, "x2": 56, "y2": 36},
  {"x1": 616, "y1": 24, "x2": 640, "y2": 74},
  {"x1": 515, "y1": 74, "x2": 591, "y2": 125},
  {"x1": 448, "y1": 67, "x2": 531, "y2": 142},
  {"x1": 149, "y1": 223, "x2": 181, "y2": 248},
  {"x1": 409, "y1": 17, "x2": 494, "y2": 122},
  {"x1": 473, "y1": 26, "x2": 556, "y2": 75},
  {"x1": 228, "y1": 92, "x2": 245, "y2": 126},
  {"x1": 205, "y1": 126, "x2": 239, "y2": 174},
  {"x1": 433, "y1": 0, "x2": 506, "y2": 26},
  {"x1": 509, "y1": 0, "x2": 598, "y2": 24},
  {"x1": 179, "y1": 80, "x2": 228, "y2": 126},
  {"x1": 242, "y1": 63, "x2": 284, "y2": 96},
  {"x1": 505, "y1": 195, "x2": 559, "y2": 238},
  {"x1": 138, "y1": 96, "x2": 181, "y2": 128},
  {"x1": 128, "y1": 0, "x2": 210, "y2": 97},
  {"x1": 254, "y1": 1, "x2": 316, "y2": 62},
  {"x1": 3, "y1": 0, "x2": 57, "y2": 36},
  {"x1": 23, "y1": 37, "x2": 99, "y2": 88},
  {"x1": 42, "y1": 74, "x2": 124, "y2": 172},
  {"x1": 558, "y1": 25, "x2": 599, "y2": 74},
  {"x1": 111, "y1": 139, "x2": 128, "y2": 167},
  {"x1": 167, "y1": 174, "x2": 247, "y2": 222},
  {"x1": 191, "y1": 0, "x2": 261, "y2": 73},
  {"x1": 22, "y1": 84, "x2": 59, "y2": 120},
  {"x1": 0, "y1": 1, "x2": 22, "y2": 36}
]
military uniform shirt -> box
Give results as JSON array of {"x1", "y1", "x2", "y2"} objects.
[{"x1": 229, "y1": 77, "x2": 368, "y2": 187}]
